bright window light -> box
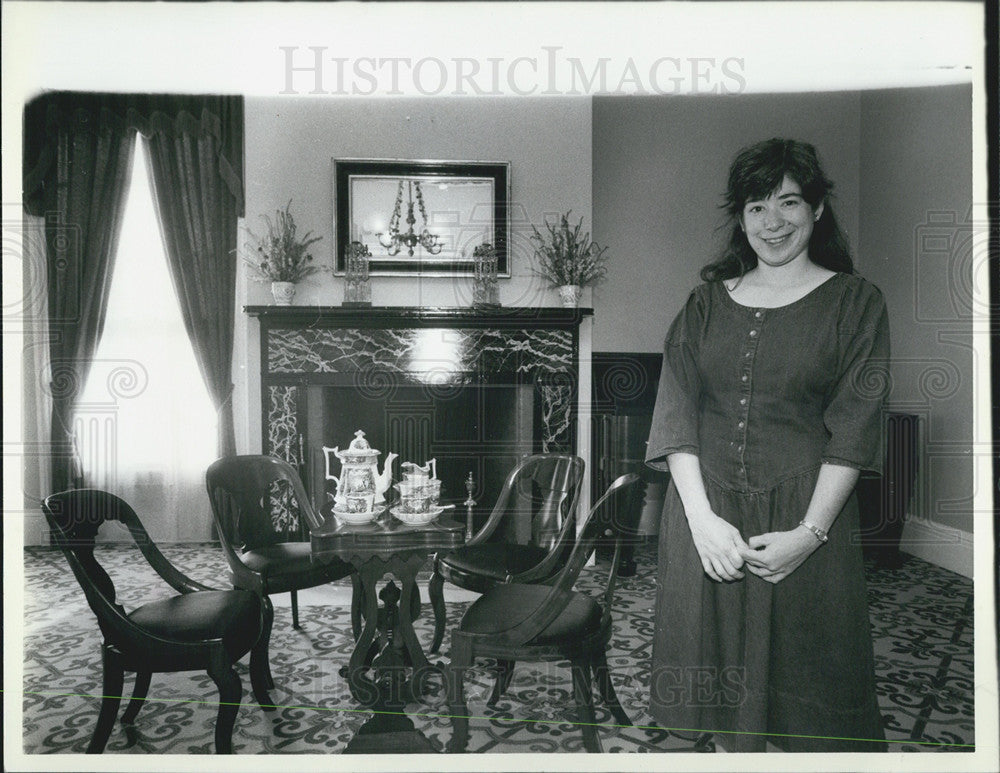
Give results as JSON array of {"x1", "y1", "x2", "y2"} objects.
[{"x1": 77, "y1": 139, "x2": 217, "y2": 487}]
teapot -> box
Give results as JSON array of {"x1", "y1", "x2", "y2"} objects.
[{"x1": 323, "y1": 430, "x2": 397, "y2": 507}]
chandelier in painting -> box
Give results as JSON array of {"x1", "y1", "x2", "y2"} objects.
[{"x1": 377, "y1": 180, "x2": 443, "y2": 257}]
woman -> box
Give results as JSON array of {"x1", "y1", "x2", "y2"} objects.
[{"x1": 645, "y1": 138, "x2": 888, "y2": 752}]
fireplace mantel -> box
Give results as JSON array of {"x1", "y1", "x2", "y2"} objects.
[
  {"x1": 245, "y1": 305, "x2": 593, "y2": 327},
  {"x1": 244, "y1": 304, "x2": 594, "y2": 530},
  {"x1": 246, "y1": 305, "x2": 593, "y2": 386}
]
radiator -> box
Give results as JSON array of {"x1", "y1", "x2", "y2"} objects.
[{"x1": 856, "y1": 412, "x2": 919, "y2": 566}]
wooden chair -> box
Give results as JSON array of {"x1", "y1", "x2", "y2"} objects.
[
  {"x1": 445, "y1": 472, "x2": 642, "y2": 753},
  {"x1": 41, "y1": 489, "x2": 273, "y2": 754},
  {"x1": 205, "y1": 455, "x2": 358, "y2": 690},
  {"x1": 428, "y1": 453, "x2": 585, "y2": 657}
]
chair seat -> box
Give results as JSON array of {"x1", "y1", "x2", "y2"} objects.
[
  {"x1": 440, "y1": 544, "x2": 550, "y2": 584},
  {"x1": 128, "y1": 590, "x2": 261, "y2": 659},
  {"x1": 240, "y1": 542, "x2": 350, "y2": 591},
  {"x1": 459, "y1": 583, "x2": 602, "y2": 646}
]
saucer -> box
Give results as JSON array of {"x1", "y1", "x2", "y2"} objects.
[
  {"x1": 332, "y1": 504, "x2": 386, "y2": 525},
  {"x1": 390, "y1": 505, "x2": 444, "y2": 525}
]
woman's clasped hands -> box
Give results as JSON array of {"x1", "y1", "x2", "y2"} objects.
[
  {"x1": 685, "y1": 508, "x2": 750, "y2": 583},
  {"x1": 687, "y1": 510, "x2": 821, "y2": 584},
  {"x1": 741, "y1": 528, "x2": 821, "y2": 584}
]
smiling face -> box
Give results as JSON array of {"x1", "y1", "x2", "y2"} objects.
[{"x1": 740, "y1": 176, "x2": 824, "y2": 268}]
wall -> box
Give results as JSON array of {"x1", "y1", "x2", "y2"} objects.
[
  {"x1": 592, "y1": 91, "x2": 861, "y2": 353},
  {"x1": 857, "y1": 85, "x2": 975, "y2": 553},
  {"x1": 237, "y1": 96, "x2": 593, "y2": 453}
]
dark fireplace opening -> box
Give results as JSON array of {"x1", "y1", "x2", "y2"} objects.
[{"x1": 305, "y1": 383, "x2": 534, "y2": 535}]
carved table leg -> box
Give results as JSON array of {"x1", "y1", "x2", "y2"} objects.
[
  {"x1": 345, "y1": 561, "x2": 384, "y2": 705},
  {"x1": 369, "y1": 580, "x2": 409, "y2": 705},
  {"x1": 342, "y1": 552, "x2": 441, "y2": 705},
  {"x1": 394, "y1": 553, "x2": 435, "y2": 701}
]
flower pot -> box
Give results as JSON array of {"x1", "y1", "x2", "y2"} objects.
[
  {"x1": 271, "y1": 281, "x2": 296, "y2": 305},
  {"x1": 558, "y1": 284, "x2": 582, "y2": 308}
]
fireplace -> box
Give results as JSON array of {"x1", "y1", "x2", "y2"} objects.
[
  {"x1": 308, "y1": 382, "x2": 534, "y2": 528},
  {"x1": 246, "y1": 306, "x2": 593, "y2": 534}
]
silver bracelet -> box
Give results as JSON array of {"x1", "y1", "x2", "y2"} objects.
[{"x1": 799, "y1": 520, "x2": 828, "y2": 543}]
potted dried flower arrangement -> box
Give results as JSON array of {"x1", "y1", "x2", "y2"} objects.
[
  {"x1": 530, "y1": 211, "x2": 609, "y2": 307},
  {"x1": 244, "y1": 200, "x2": 323, "y2": 305}
]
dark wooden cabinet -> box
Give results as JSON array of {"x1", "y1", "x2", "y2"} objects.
[{"x1": 591, "y1": 353, "x2": 665, "y2": 575}]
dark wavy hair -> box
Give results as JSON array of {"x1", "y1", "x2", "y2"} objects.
[{"x1": 700, "y1": 138, "x2": 854, "y2": 282}]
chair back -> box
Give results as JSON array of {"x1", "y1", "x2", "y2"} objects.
[
  {"x1": 206, "y1": 455, "x2": 320, "y2": 552},
  {"x1": 497, "y1": 454, "x2": 585, "y2": 551},
  {"x1": 496, "y1": 473, "x2": 642, "y2": 645},
  {"x1": 556, "y1": 472, "x2": 642, "y2": 611},
  {"x1": 41, "y1": 489, "x2": 181, "y2": 645}
]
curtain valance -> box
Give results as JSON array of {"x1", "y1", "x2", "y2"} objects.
[{"x1": 23, "y1": 92, "x2": 244, "y2": 216}]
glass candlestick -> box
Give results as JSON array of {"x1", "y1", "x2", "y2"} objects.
[
  {"x1": 472, "y1": 243, "x2": 499, "y2": 307},
  {"x1": 343, "y1": 241, "x2": 372, "y2": 307}
]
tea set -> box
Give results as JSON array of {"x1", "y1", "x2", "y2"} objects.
[{"x1": 323, "y1": 430, "x2": 445, "y2": 525}]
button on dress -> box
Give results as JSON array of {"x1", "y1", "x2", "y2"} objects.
[{"x1": 645, "y1": 272, "x2": 890, "y2": 752}]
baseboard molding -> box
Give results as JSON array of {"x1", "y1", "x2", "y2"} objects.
[{"x1": 899, "y1": 517, "x2": 974, "y2": 578}]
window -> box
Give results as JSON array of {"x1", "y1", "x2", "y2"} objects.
[{"x1": 76, "y1": 139, "x2": 217, "y2": 538}]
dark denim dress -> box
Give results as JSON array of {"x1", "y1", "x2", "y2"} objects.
[{"x1": 645, "y1": 272, "x2": 890, "y2": 752}]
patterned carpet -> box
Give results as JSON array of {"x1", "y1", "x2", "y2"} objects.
[{"x1": 19, "y1": 541, "x2": 974, "y2": 757}]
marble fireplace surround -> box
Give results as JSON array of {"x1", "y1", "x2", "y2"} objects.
[{"x1": 246, "y1": 306, "x2": 594, "y2": 526}]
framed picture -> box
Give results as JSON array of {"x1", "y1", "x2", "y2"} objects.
[{"x1": 333, "y1": 158, "x2": 510, "y2": 276}]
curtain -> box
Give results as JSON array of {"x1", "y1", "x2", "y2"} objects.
[
  {"x1": 23, "y1": 94, "x2": 137, "y2": 493},
  {"x1": 21, "y1": 214, "x2": 53, "y2": 542},
  {"x1": 23, "y1": 92, "x2": 245, "y2": 497},
  {"x1": 141, "y1": 96, "x2": 244, "y2": 458}
]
